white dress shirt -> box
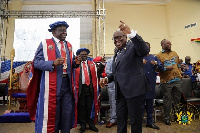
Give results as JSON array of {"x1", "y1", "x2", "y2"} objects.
[
  {"x1": 81, "y1": 60, "x2": 90, "y2": 84},
  {"x1": 52, "y1": 36, "x2": 66, "y2": 55},
  {"x1": 53, "y1": 36, "x2": 67, "y2": 74}
]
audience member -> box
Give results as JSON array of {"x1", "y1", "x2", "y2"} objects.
[
  {"x1": 75, "y1": 48, "x2": 99, "y2": 133},
  {"x1": 178, "y1": 59, "x2": 185, "y2": 73},
  {"x1": 156, "y1": 39, "x2": 182, "y2": 126},
  {"x1": 142, "y1": 42, "x2": 162, "y2": 130},
  {"x1": 93, "y1": 56, "x2": 107, "y2": 79},
  {"x1": 105, "y1": 57, "x2": 116, "y2": 128},
  {"x1": 195, "y1": 60, "x2": 200, "y2": 73},
  {"x1": 182, "y1": 56, "x2": 197, "y2": 90}
]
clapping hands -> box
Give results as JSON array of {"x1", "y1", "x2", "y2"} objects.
[{"x1": 99, "y1": 78, "x2": 108, "y2": 88}]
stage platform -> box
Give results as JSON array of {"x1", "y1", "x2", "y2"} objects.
[{"x1": 0, "y1": 105, "x2": 200, "y2": 133}]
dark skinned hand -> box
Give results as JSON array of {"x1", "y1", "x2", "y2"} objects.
[
  {"x1": 99, "y1": 78, "x2": 108, "y2": 88},
  {"x1": 75, "y1": 55, "x2": 82, "y2": 65},
  {"x1": 119, "y1": 20, "x2": 131, "y2": 34},
  {"x1": 53, "y1": 57, "x2": 64, "y2": 66},
  {"x1": 165, "y1": 66, "x2": 174, "y2": 71}
]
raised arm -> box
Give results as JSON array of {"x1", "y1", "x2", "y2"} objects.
[{"x1": 119, "y1": 20, "x2": 149, "y2": 57}]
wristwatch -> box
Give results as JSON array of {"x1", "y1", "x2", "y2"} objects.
[
  {"x1": 52, "y1": 64, "x2": 55, "y2": 70},
  {"x1": 52, "y1": 61, "x2": 55, "y2": 70}
]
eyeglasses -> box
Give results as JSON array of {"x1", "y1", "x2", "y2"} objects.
[
  {"x1": 80, "y1": 54, "x2": 88, "y2": 56},
  {"x1": 55, "y1": 28, "x2": 67, "y2": 33},
  {"x1": 112, "y1": 35, "x2": 126, "y2": 40}
]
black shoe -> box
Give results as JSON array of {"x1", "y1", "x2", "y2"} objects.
[
  {"x1": 146, "y1": 123, "x2": 160, "y2": 130},
  {"x1": 89, "y1": 125, "x2": 98, "y2": 132},
  {"x1": 127, "y1": 119, "x2": 131, "y2": 125},
  {"x1": 164, "y1": 120, "x2": 171, "y2": 125},
  {"x1": 80, "y1": 125, "x2": 86, "y2": 132}
]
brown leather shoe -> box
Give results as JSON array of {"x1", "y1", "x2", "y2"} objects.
[{"x1": 106, "y1": 122, "x2": 116, "y2": 128}]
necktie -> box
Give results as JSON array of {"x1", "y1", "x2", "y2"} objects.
[
  {"x1": 83, "y1": 62, "x2": 90, "y2": 86},
  {"x1": 115, "y1": 50, "x2": 121, "y2": 62},
  {"x1": 60, "y1": 41, "x2": 67, "y2": 72}
]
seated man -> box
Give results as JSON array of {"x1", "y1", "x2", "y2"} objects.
[
  {"x1": 182, "y1": 56, "x2": 197, "y2": 90},
  {"x1": 105, "y1": 57, "x2": 117, "y2": 128}
]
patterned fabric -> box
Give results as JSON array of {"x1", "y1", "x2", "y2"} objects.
[
  {"x1": 195, "y1": 60, "x2": 200, "y2": 73},
  {"x1": 0, "y1": 60, "x2": 27, "y2": 83},
  {"x1": 157, "y1": 50, "x2": 182, "y2": 83},
  {"x1": 11, "y1": 73, "x2": 20, "y2": 89},
  {"x1": 60, "y1": 41, "x2": 67, "y2": 72},
  {"x1": 183, "y1": 63, "x2": 196, "y2": 82}
]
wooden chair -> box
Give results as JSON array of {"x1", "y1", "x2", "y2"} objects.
[
  {"x1": 8, "y1": 61, "x2": 32, "y2": 111},
  {"x1": 8, "y1": 88, "x2": 27, "y2": 111}
]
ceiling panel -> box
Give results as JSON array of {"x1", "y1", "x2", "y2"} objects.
[{"x1": 22, "y1": 0, "x2": 171, "y2": 4}]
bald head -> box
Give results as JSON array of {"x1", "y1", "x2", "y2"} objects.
[
  {"x1": 161, "y1": 39, "x2": 171, "y2": 51},
  {"x1": 113, "y1": 31, "x2": 127, "y2": 50},
  {"x1": 185, "y1": 56, "x2": 191, "y2": 64}
]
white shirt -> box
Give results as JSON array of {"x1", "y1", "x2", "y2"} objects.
[
  {"x1": 81, "y1": 60, "x2": 90, "y2": 84},
  {"x1": 196, "y1": 73, "x2": 200, "y2": 81},
  {"x1": 116, "y1": 29, "x2": 137, "y2": 39},
  {"x1": 52, "y1": 36, "x2": 66, "y2": 55},
  {"x1": 127, "y1": 29, "x2": 137, "y2": 39},
  {"x1": 53, "y1": 37, "x2": 67, "y2": 74}
]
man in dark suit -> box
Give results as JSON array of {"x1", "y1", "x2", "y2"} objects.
[
  {"x1": 100, "y1": 21, "x2": 149, "y2": 133},
  {"x1": 142, "y1": 42, "x2": 163, "y2": 130}
]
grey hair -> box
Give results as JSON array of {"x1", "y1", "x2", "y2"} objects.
[{"x1": 185, "y1": 56, "x2": 191, "y2": 59}]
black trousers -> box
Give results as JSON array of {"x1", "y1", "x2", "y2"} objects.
[
  {"x1": 117, "y1": 85, "x2": 145, "y2": 133},
  {"x1": 78, "y1": 84, "x2": 94, "y2": 127},
  {"x1": 142, "y1": 99, "x2": 154, "y2": 124}
]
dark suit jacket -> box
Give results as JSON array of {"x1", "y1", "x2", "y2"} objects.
[
  {"x1": 143, "y1": 54, "x2": 163, "y2": 99},
  {"x1": 107, "y1": 34, "x2": 150, "y2": 99}
]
